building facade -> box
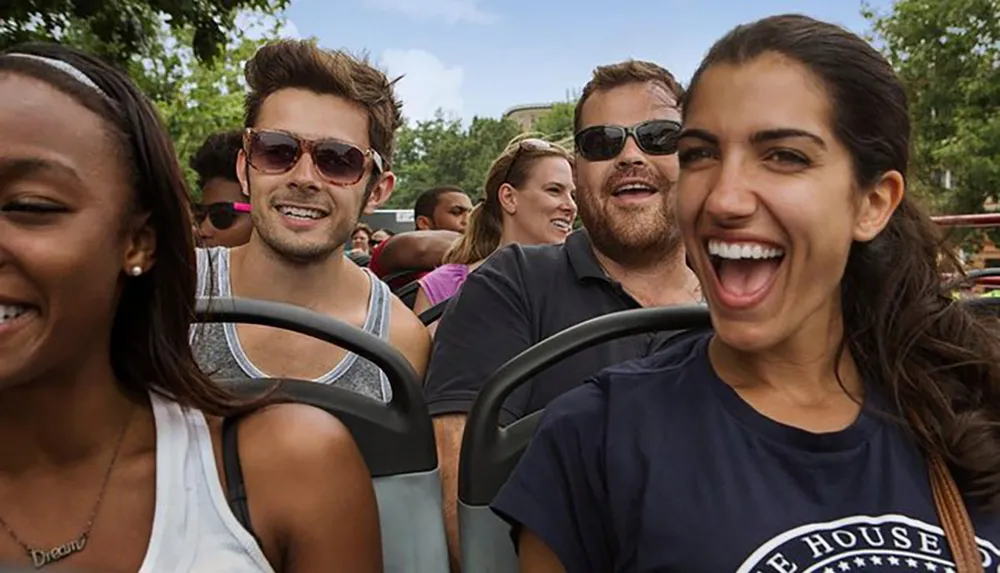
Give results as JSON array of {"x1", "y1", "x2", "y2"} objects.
[{"x1": 502, "y1": 103, "x2": 556, "y2": 132}]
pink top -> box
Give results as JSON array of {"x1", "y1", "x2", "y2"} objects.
[{"x1": 418, "y1": 263, "x2": 471, "y2": 306}]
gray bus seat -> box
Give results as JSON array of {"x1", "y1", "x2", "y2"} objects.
[
  {"x1": 458, "y1": 305, "x2": 714, "y2": 573},
  {"x1": 195, "y1": 297, "x2": 448, "y2": 573}
]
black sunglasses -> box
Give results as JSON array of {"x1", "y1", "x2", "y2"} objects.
[
  {"x1": 194, "y1": 201, "x2": 251, "y2": 230},
  {"x1": 243, "y1": 128, "x2": 384, "y2": 186},
  {"x1": 574, "y1": 119, "x2": 682, "y2": 162}
]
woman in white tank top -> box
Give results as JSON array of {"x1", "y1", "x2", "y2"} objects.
[{"x1": 0, "y1": 44, "x2": 382, "y2": 572}]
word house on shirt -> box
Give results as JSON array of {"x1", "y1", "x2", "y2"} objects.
[{"x1": 738, "y1": 514, "x2": 1000, "y2": 573}]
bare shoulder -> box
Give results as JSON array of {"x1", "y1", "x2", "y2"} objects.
[
  {"x1": 239, "y1": 402, "x2": 358, "y2": 464},
  {"x1": 237, "y1": 403, "x2": 382, "y2": 571},
  {"x1": 387, "y1": 294, "x2": 431, "y2": 377},
  {"x1": 237, "y1": 403, "x2": 369, "y2": 508}
]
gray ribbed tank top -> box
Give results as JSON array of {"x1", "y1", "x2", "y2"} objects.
[{"x1": 190, "y1": 247, "x2": 393, "y2": 402}]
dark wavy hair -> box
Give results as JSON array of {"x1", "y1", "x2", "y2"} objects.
[
  {"x1": 244, "y1": 40, "x2": 403, "y2": 171},
  {"x1": 0, "y1": 43, "x2": 256, "y2": 415},
  {"x1": 190, "y1": 130, "x2": 243, "y2": 190},
  {"x1": 685, "y1": 14, "x2": 1000, "y2": 510}
]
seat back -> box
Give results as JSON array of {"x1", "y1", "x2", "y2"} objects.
[
  {"x1": 348, "y1": 252, "x2": 371, "y2": 267},
  {"x1": 418, "y1": 297, "x2": 451, "y2": 326},
  {"x1": 196, "y1": 297, "x2": 448, "y2": 572},
  {"x1": 458, "y1": 305, "x2": 712, "y2": 573},
  {"x1": 964, "y1": 295, "x2": 1000, "y2": 316},
  {"x1": 382, "y1": 269, "x2": 422, "y2": 285},
  {"x1": 394, "y1": 281, "x2": 421, "y2": 309}
]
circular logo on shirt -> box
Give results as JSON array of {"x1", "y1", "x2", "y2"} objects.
[{"x1": 736, "y1": 514, "x2": 1000, "y2": 573}]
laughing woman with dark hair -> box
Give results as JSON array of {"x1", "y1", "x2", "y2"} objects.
[
  {"x1": 0, "y1": 44, "x2": 381, "y2": 571},
  {"x1": 494, "y1": 14, "x2": 1000, "y2": 573}
]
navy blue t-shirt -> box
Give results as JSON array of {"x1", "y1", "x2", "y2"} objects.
[{"x1": 492, "y1": 331, "x2": 1000, "y2": 572}]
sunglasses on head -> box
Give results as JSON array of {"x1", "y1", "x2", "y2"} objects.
[
  {"x1": 194, "y1": 202, "x2": 251, "y2": 230},
  {"x1": 500, "y1": 138, "x2": 558, "y2": 185},
  {"x1": 574, "y1": 119, "x2": 682, "y2": 162},
  {"x1": 243, "y1": 128, "x2": 384, "y2": 186}
]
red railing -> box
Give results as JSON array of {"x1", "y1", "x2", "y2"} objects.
[
  {"x1": 932, "y1": 214, "x2": 1000, "y2": 288},
  {"x1": 932, "y1": 214, "x2": 1000, "y2": 228}
]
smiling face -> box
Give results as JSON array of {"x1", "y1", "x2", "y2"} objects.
[
  {"x1": 237, "y1": 88, "x2": 393, "y2": 264},
  {"x1": 574, "y1": 81, "x2": 682, "y2": 265},
  {"x1": 351, "y1": 227, "x2": 370, "y2": 253},
  {"x1": 503, "y1": 155, "x2": 577, "y2": 245},
  {"x1": 0, "y1": 73, "x2": 146, "y2": 388},
  {"x1": 676, "y1": 53, "x2": 902, "y2": 352}
]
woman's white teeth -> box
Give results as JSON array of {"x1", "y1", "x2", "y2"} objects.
[
  {"x1": 277, "y1": 206, "x2": 325, "y2": 219},
  {"x1": 707, "y1": 240, "x2": 785, "y2": 260},
  {"x1": 0, "y1": 305, "x2": 29, "y2": 323},
  {"x1": 552, "y1": 220, "x2": 571, "y2": 231}
]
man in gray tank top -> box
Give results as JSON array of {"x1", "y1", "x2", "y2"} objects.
[{"x1": 189, "y1": 40, "x2": 431, "y2": 402}]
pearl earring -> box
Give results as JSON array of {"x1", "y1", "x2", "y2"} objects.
[{"x1": 129, "y1": 266, "x2": 143, "y2": 277}]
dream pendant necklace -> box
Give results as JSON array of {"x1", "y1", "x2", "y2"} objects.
[{"x1": 0, "y1": 405, "x2": 135, "y2": 569}]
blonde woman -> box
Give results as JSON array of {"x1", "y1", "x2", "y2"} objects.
[{"x1": 412, "y1": 137, "x2": 577, "y2": 326}]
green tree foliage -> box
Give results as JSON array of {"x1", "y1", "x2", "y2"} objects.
[
  {"x1": 864, "y1": 0, "x2": 1000, "y2": 217},
  {"x1": 387, "y1": 111, "x2": 522, "y2": 207},
  {"x1": 1, "y1": 1, "x2": 295, "y2": 195},
  {"x1": 0, "y1": 0, "x2": 289, "y2": 65},
  {"x1": 151, "y1": 30, "x2": 276, "y2": 194},
  {"x1": 532, "y1": 101, "x2": 576, "y2": 147}
]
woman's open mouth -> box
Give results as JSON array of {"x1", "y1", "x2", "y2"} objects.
[{"x1": 706, "y1": 239, "x2": 786, "y2": 309}]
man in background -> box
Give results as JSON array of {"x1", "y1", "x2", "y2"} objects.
[
  {"x1": 414, "y1": 185, "x2": 473, "y2": 232},
  {"x1": 190, "y1": 130, "x2": 253, "y2": 247},
  {"x1": 369, "y1": 185, "x2": 473, "y2": 289}
]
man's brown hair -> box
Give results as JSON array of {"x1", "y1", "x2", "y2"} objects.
[
  {"x1": 243, "y1": 40, "x2": 403, "y2": 171},
  {"x1": 573, "y1": 60, "x2": 685, "y2": 133}
]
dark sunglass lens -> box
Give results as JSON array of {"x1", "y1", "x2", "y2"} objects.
[
  {"x1": 314, "y1": 141, "x2": 366, "y2": 183},
  {"x1": 636, "y1": 120, "x2": 681, "y2": 155},
  {"x1": 575, "y1": 126, "x2": 626, "y2": 161},
  {"x1": 251, "y1": 131, "x2": 300, "y2": 173},
  {"x1": 208, "y1": 204, "x2": 236, "y2": 230}
]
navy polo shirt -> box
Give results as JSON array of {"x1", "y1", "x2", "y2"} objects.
[
  {"x1": 492, "y1": 331, "x2": 1000, "y2": 572},
  {"x1": 424, "y1": 229, "x2": 682, "y2": 425}
]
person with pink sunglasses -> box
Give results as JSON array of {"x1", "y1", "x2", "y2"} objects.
[{"x1": 190, "y1": 131, "x2": 253, "y2": 248}]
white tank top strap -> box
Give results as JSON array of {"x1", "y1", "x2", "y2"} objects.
[{"x1": 138, "y1": 392, "x2": 274, "y2": 573}]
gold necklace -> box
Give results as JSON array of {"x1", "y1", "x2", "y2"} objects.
[{"x1": 0, "y1": 406, "x2": 134, "y2": 569}]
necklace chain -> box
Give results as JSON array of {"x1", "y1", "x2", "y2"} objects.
[{"x1": 0, "y1": 406, "x2": 135, "y2": 569}]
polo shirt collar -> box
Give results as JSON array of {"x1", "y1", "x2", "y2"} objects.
[{"x1": 565, "y1": 229, "x2": 611, "y2": 282}]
